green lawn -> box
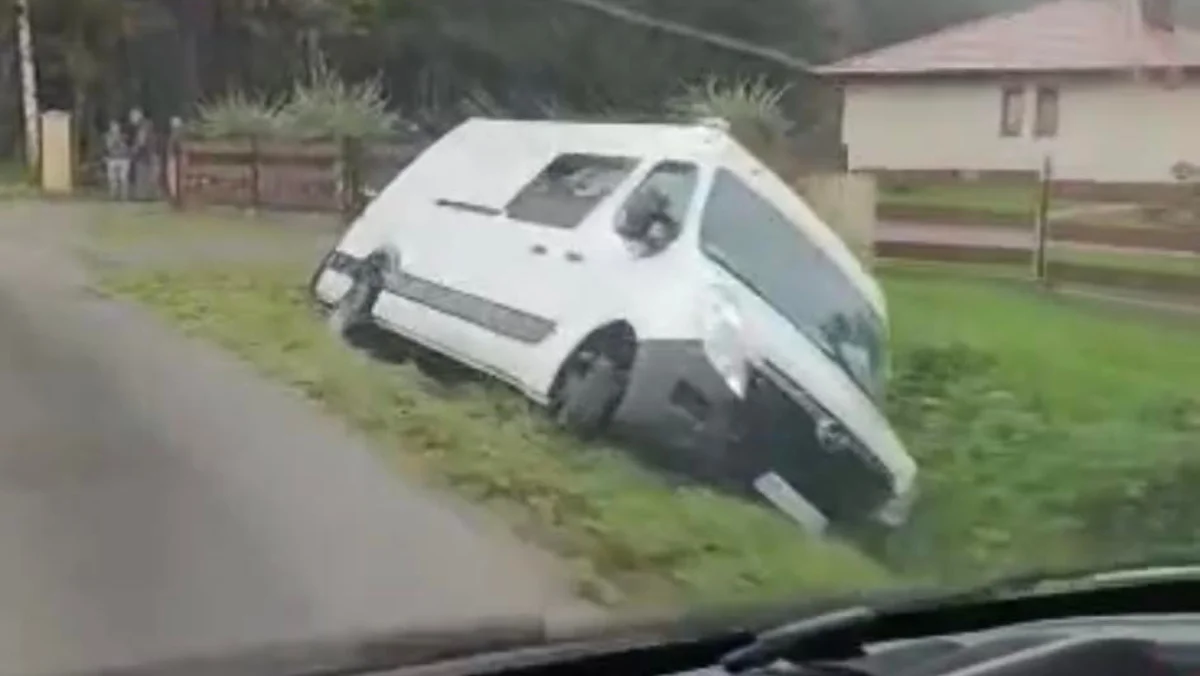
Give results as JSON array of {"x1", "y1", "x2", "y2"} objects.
[
  {"x1": 881, "y1": 268, "x2": 1200, "y2": 580},
  {"x1": 878, "y1": 247, "x2": 1200, "y2": 280},
  {"x1": 884, "y1": 268, "x2": 1199, "y2": 422},
  {"x1": 87, "y1": 203, "x2": 335, "y2": 246},
  {"x1": 91, "y1": 210, "x2": 1200, "y2": 606},
  {"x1": 1052, "y1": 247, "x2": 1200, "y2": 278},
  {"x1": 879, "y1": 184, "x2": 1038, "y2": 218}
]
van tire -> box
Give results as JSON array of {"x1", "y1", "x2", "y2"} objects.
[{"x1": 555, "y1": 354, "x2": 625, "y2": 439}]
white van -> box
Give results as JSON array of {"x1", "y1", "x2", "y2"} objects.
[{"x1": 310, "y1": 118, "x2": 917, "y2": 532}]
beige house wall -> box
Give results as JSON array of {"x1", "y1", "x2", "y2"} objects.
[{"x1": 842, "y1": 76, "x2": 1200, "y2": 184}]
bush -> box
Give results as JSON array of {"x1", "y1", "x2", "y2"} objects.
[
  {"x1": 193, "y1": 91, "x2": 282, "y2": 138},
  {"x1": 276, "y1": 57, "x2": 400, "y2": 140},
  {"x1": 667, "y1": 76, "x2": 793, "y2": 157},
  {"x1": 194, "y1": 57, "x2": 400, "y2": 141}
]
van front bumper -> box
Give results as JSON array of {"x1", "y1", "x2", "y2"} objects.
[
  {"x1": 310, "y1": 249, "x2": 360, "y2": 308},
  {"x1": 610, "y1": 340, "x2": 903, "y2": 528}
]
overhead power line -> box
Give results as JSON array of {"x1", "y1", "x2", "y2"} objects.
[{"x1": 542, "y1": 0, "x2": 816, "y2": 74}]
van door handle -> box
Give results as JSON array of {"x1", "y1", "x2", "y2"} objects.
[
  {"x1": 531, "y1": 244, "x2": 548, "y2": 255},
  {"x1": 565, "y1": 251, "x2": 584, "y2": 263}
]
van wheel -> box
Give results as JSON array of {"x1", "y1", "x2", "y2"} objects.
[
  {"x1": 554, "y1": 353, "x2": 627, "y2": 439},
  {"x1": 328, "y1": 258, "x2": 383, "y2": 340}
]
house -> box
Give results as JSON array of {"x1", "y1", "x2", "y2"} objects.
[{"x1": 817, "y1": 0, "x2": 1200, "y2": 193}]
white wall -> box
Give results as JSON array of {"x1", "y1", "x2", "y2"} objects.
[{"x1": 842, "y1": 76, "x2": 1200, "y2": 183}]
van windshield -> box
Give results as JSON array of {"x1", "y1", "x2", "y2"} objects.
[{"x1": 700, "y1": 170, "x2": 887, "y2": 402}]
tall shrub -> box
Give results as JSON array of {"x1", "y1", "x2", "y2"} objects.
[
  {"x1": 276, "y1": 57, "x2": 400, "y2": 140},
  {"x1": 668, "y1": 76, "x2": 794, "y2": 160},
  {"x1": 193, "y1": 91, "x2": 282, "y2": 138}
]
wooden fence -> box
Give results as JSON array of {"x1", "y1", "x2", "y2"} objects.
[
  {"x1": 172, "y1": 142, "x2": 1197, "y2": 301},
  {"x1": 875, "y1": 159, "x2": 1200, "y2": 301},
  {"x1": 875, "y1": 241, "x2": 1200, "y2": 297},
  {"x1": 170, "y1": 137, "x2": 424, "y2": 220}
]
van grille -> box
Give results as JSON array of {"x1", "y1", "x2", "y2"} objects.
[{"x1": 738, "y1": 363, "x2": 895, "y2": 525}]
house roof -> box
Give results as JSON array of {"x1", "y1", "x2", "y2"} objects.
[{"x1": 818, "y1": 0, "x2": 1200, "y2": 77}]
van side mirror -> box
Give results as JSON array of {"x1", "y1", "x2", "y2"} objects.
[{"x1": 616, "y1": 189, "x2": 668, "y2": 242}]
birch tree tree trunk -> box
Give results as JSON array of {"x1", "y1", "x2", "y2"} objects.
[{"x1": 15, "y1": 0, "x2": 40, "y2": 172}]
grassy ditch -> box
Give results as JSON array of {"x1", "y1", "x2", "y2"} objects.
[{"x1": 97, "y1": 264, "x2": 889, "y2": 609}]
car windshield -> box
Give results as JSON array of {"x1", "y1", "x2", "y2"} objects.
[
  {"x1": 5, "y1": 0, "x2": 1200, "y2": 673},
  {"x1": 700, "y1": 168, "x2": 888, "y2": 402}
]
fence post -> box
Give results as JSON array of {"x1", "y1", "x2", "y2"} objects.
[
  {"x1": 1032, "y1": 156, "x2": 1052, "y2": 287},
  {"x1": 340, "y1": 136, "x2": 362, "y2": 226},
  {"x1": 249, "y1": 134, "x2": 261, "y2": 211},
  {"x1": 169, "y1": 137, "x2": 183, "y2": 210}
]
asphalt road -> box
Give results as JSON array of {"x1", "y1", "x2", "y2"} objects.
[{"x1": 0, "y1": 209, "x2": 580, "y2": 676}]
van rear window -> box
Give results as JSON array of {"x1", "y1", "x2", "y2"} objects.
[{"x1": 506, "y1": 153, "x2": 638, "y2": 228}]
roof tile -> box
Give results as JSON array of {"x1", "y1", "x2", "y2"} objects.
[{"x1": 818, "y1": 0, "x2": 1200, "y2": 75}]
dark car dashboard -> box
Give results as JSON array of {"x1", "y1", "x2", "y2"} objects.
[
  {"x1": 681, "y1": 614, "x2": 1200, "y2": 676},
  {"x1": 68, "y1": 580, "x2": 1200, "y2": 676},
  {"x1": 364, "y1": 614, "x2": 1200, "y2": 676}
]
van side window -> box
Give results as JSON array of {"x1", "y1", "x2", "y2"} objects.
[
  {"x1": 506, "y1": 153, "x2": 638, "y2": 229},
  {"x1": 615, "y1": 161, "x2": 699, "y2": 255}
]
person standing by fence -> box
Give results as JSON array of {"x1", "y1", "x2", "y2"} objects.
[
  {"x1": 103, "y1": 120, "x2": 131, "y2": 201},
  {"x1": 129, "y1": 108, "x2": 161, "y2": 201},
  {"x1": 166, "y1": 116, "x2": 184, "y2": 203}
]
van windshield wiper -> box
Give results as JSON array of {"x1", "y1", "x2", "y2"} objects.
[{"x1": 435, "y1": 198, "x2": 504, "y2": 216}]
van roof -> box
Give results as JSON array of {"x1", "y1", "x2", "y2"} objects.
[
  {"x1": 451, "y1": 118, "x2": 887, "y2": 318},
  {"x1": 455, "y1": 117, "x2": 731, "y2": 162}
]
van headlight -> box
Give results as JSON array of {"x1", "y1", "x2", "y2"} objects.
[{"x1": 700, "y1": 295, "x2": 750, "y2": 398}]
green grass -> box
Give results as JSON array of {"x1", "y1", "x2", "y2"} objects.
[
  {"x1": 0, "y1": 158, "x2": 38, "y2": 200},
  {"x1": 87, "y1": 204, "x2": 329, "y2": 247},
  {"x1": 881, "y1": 268, "x2": 1200, "y2": 580},
  {"x1": 97, "y1": 264, "x2": 889, "y2": 609},
  {"x1": 1052, "y1": 247, "x2": 1200, "y2": 278},
  {"x1": 884, "y1": 267, "x2": 1199, "y2": 422},
  {"x1": 878, "y1": 248, "x2": 1200, "y2": 280},
  {"x1": 879, "y1": 184, "x2": 1038, "y2": 218}
]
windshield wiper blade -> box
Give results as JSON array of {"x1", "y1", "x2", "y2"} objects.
[
  {"x1": 717, "y1": 560, "x2": 1200, "y2": 674},
  {"x1": 719, "y1": 606, "x2": 876, "y2": 673}
]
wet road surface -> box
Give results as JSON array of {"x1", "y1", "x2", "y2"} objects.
[{"x1": 0, "y1": 208, "x2": 577, "y2": 676}]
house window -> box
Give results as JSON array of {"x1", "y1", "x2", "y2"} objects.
[
  {"x1": 1000, "y1": 86, "x2": 1025, "y2": 137},
  {"x1": 1034, "y1": 86, "x2": 1059, "y2": 137}
]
